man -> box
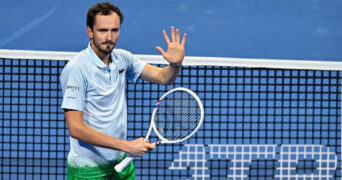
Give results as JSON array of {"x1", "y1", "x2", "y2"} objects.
[{"x1": 60, "y1": 2, "x2": 186, "y2": 180}]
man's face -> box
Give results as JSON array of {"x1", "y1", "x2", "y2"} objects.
[{"x1": 87, "y1": 13, "x2": 121, "y2": 55}]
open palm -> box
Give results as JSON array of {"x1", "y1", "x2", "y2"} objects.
[{"x1": 156, "y1": 26, "x2": 187, "y2": 64}]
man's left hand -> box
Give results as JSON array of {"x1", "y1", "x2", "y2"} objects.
[{"x1": 156, "y1": 26, "x2": 187, "y2": 64}]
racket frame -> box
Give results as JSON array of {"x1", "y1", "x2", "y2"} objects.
[
  {"x1": 115, "y1": 87, "x2": 204, "y2": 172},
  {"x1": 146, "y1": 87, "x2": 204, "y2": 144}
]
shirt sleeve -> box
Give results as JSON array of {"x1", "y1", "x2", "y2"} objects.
[{"x1": 60, "y1": 62, "x2": 86, "y2": 111}]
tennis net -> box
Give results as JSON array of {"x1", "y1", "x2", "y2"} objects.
[{"x1": 0, "y1": 49, "x2": 341, "y2": 179}]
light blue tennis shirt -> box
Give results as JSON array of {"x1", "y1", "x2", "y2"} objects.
[{"x1": 60, "y1": 43, "x2": 146, "y2": 169}]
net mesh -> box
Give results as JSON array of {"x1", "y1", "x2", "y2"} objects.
[{"x1": 0, "y1": 53, "x2": 341, "y2": 179}]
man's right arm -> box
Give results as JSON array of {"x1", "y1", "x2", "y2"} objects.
[{"x1": 64, "y1": 109, "x2": 155, "y2": 157}]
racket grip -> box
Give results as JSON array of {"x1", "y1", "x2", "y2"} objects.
[{"x1": 114, "y1": 156, "x2": 134, "y2": 173}]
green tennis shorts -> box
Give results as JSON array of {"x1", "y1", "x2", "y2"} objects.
[{"x1": 67, "y1": 155, "x2": 135, "y2": 180}]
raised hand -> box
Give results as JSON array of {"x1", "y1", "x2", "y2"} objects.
[{"x1": 156, "y1": 26, "x2": 187, "y2": 65}]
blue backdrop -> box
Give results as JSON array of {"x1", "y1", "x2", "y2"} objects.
[
  {"x1": 1, "y1": 1, "x2": 342, "y2": 179},
  {"x1": 0, "y1": 0, "x2": 341, "y2": 61}
]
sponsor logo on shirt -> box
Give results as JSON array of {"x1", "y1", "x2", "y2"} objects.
[
  {"x1": 119, "y1": 68, "x2": 125, "y2": 74},
  {"x1": 66, "y1": 96, "x2": 77, "y2": 100},
  {"x1": 66, "y1": 85, "x2": 80, "y2": 91}
]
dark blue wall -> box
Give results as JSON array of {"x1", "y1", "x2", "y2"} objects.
[{"x1": 0, "y1": 0, "x2": 341, "y2": 61}]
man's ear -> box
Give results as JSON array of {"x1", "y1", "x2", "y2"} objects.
[{"x1": 87, "y1": 26, "x2": 93, "y2": 39}]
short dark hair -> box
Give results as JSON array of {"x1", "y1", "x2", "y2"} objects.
[{"x1": 87, "y1": 2, "x2": 123, "y2": 29}]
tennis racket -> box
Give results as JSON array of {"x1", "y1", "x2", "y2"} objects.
[{"x1": 114, "y1": 87, "x2": 204, "y2": 172}]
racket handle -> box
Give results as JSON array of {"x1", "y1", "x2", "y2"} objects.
[{"x1": 114, "y1": 156, "x2": 134, "y2": 173}]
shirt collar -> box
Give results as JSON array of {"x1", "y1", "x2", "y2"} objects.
[{"x1": 86, "y1": 42, "x2": 112, "y2": 69}]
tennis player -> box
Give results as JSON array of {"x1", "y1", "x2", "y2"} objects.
[{"x1": 60, "y1": 2, "x2": 186, "y2": 180}]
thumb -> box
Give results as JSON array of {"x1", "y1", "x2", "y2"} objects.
[
  {"x1": 156, "y1": 46, "x2": 166, "y2": 57},
  {"x1": 147, "y1": 142, "x2": 156, "y2": 150}
]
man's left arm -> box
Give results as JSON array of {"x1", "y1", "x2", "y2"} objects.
[{"x1": 140, "y1": 26, "x2": 186, "y2": 85}]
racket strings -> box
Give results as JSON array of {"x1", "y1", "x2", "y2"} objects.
[{"x1": 154, "y1": 91, "x2": 201, "y2": 141}]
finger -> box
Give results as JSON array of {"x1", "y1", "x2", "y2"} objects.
[
  {"x1": 171, "y1": 26, "x2": 175, "y2": 42},
  {"x1": 147, "y1": 143, "x2": 156, "y2": 150},
  {"x1": 143, "y1": 147, "x2": 148, "y2": 152},
  {"x1": 176, "y1": 29, "x2": 180, "y2": 43},
  {"x1": 162, "y1": 30, "x2": 170, "y2": 45},
  {"x1": 181, "y1": 33, "x2": 187, "y2": 46},
  {"x1": 156, "y1": 46, "x2": 166, "y2": 56}
]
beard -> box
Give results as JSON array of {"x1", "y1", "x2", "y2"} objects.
[{"x1": 93, "y1": 40, "x2": 116, "y2": 55}]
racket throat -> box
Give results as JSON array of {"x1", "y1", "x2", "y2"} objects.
[{"x1": 155, "y1": 141, "x2": 162, "y2": 145}]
